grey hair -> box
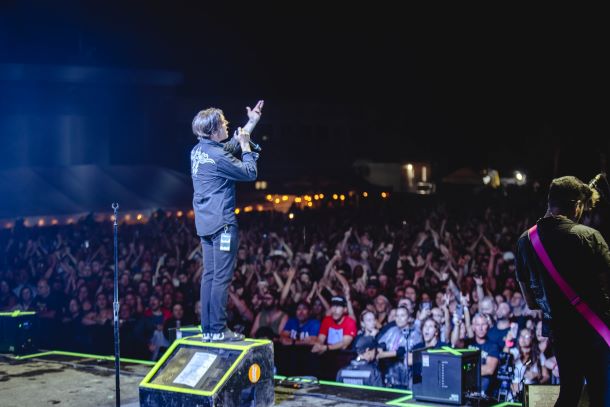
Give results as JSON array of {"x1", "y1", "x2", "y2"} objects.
[
  {"x1": 472, "y1": 312, "x2": 489, "y2": 324},
  {"x1": 192, "y1": 108, "x2": 225, "y2": 139}
]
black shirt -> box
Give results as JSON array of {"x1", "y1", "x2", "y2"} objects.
[
  {"x1": 516, "y1": 216, "x2": 610, "y2": 336},
  {"x1": 486, "y1": 326, "x2": 510, "y2": 349}
]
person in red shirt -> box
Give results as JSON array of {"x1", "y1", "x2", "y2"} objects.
[{"x1": 312, "y1": 296, "x2": 357, "y2": 354}]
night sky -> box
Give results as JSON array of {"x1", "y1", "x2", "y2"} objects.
[{"x1": 1, "y1": 2, "x2": 607, "y2": 182}]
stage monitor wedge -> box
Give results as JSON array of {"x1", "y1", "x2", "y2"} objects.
[{"x1": 139, "y1": 336, "x2": 274, "y2": 407}]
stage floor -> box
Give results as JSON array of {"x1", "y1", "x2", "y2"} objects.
[{"x1": 0, "y1": 353, "x2": 521, "y2": 407}]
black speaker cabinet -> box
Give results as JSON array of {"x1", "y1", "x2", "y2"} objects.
[
  {"x1": 0, "y1": 311, "x2": 37, "y2": 354},
  {"x1": 412, "y1": 346, "x2": 480, "y2": 405}
]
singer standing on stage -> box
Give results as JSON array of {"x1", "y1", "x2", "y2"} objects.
[{"x1": 190, "y1": 100, "x2": 264, "y2": 342}]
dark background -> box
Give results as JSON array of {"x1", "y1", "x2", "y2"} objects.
[{"x1": 0, "y1": 2, "x2": 607, "y2": 183}]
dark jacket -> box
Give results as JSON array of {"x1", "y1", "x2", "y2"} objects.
[
  {"x1": 515, "y1": 216, "x2": 610, "y2": 336},
  {"x1": 190, "y1": 137, "x2": 258, "y2": 237}
]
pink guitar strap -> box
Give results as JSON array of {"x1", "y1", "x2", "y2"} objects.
[{"x1": 528, "y1": 224, "x2": 610, "y2": 347}]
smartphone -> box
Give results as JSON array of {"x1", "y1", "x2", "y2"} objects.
[
  {"x1": 456, "y1": 303, "x2": 464, "y2": 320},
  {"x1": 509, "y1": 322, "x2": 519, "y2": 338}
]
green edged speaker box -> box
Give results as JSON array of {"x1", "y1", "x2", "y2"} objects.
[
  {"x1": 0, "y1": 311, "x2": 37, "y2": 354},
  {"x1": 139, "y1": 336, "x2": 274, "y2": 407}
]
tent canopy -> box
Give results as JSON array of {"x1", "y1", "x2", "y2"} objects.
[
  {"x1": 442, "y1": 167, "x2": 483, "y2": 185},
  {"x1": 0, "y1": 165, "x2": 193, "y2": 218}
]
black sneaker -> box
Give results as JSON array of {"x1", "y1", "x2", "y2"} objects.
[{"x1": 211, "y1": 329, "x2": 245, "y2": 342}]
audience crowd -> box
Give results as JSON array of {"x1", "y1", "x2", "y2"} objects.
[{"x1": 0, "y1": 189, "x2": 558, "y2": 401}]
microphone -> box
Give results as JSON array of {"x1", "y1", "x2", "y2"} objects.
[
  {"x1": 224, "y1": 134, "x2": 262, "y2": 155},
  {"x1": 233, "y1": 130, "x2": 262, "y2": 152},
  {"x1": 249, "y1": 140, "x2": 262, "y2": 152}
]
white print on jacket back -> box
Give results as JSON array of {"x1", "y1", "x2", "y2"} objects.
[{"x1": 191, "y1": 147, "x2": 216, "y2": 175}]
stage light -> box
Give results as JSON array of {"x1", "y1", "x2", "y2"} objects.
[
  {"x1": 244, "y1": 206, "x2": 253, "y2": 213},
  {"x1": 363, "y1": 192, "x2": 368, "y2": 197},
  {"x1": 332, "y1": 194, "x2": 338, "y2": 200},
  {"x1": 51, "y1": 219, "x2": 58, "y2": 225},
  {"x1": 266, "y1": 194, "x2": 273, "y2": 201},
  {"x1": 514, "y1": 171, "x2": 526, "y2": 186},
  {"x1": 381, "y1": 192, "x2": 388, "y2": 198},
  {"x1": 288, "y1": 213, "x2": 294, "y2": 219},
  {"x1": 125, "y1": 214, "x2": 132, "y2": 221},
  {"x1": 340, "y1": 194, "x2": 345, "y2": 201},
  {"x1": 137, "y1": 214, "x2": 143, "y2": 221},
  {"x1": 319, "y1": 193, "x2": 324, "y2": 199},
  {"x1": 235, "y1": 208, "x2": 241, "y2": 214},
  {"x1": 274, "y1": 198, "x2": 280, "y2": 204},
  {"x1": 295, "y1": 197, "x2": 302, "y2": 203},
  {"x1": 483, "y1": 169, "x2": 500, "y2": 188},
  {"x1": 307, "y1": 202, "x2": 313, "y2": 207},
  {"x1": 314, "y1": 194, "x2": 319, "y2": 200},
  {"x1": 282, "y1": 195, "x2": 288, "y2": 201},
  {"x1": 177, "y1": 211, "x2": 183, "y2": 217}
]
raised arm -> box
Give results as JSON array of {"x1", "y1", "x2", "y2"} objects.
[
  {"x1": 224, "y1": 100, "x2": 264, "y2": 154},
  {"x1": 279, "y1": 267, "x2": 296, "y2": 306},
  {"x1": 242, "y1": 100, "x2": 264, "y2": 134}
]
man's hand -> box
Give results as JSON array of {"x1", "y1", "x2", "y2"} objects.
[
  {"x1": 311, "y1": 343, "x2": 327, "y2": 354},
  {"x1": 280, "y1": 336, "x2": 294, "y2": 346},
  {"x1": 359, "y1": 349, "x2": 376, "y2": 362},
  {"x1": 246, "y1": 100, "x2": 264, "y2": 123},
  {"x1": 417, "y1": 308, "x2": 431, "y2": 321},
  {"x1": 235, "y1": 127, "x2": 252, "y2": 152}
]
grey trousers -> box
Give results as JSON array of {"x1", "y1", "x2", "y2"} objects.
[{"x1": 200, "y1": 224, "x2": 238, "y2": 334}]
